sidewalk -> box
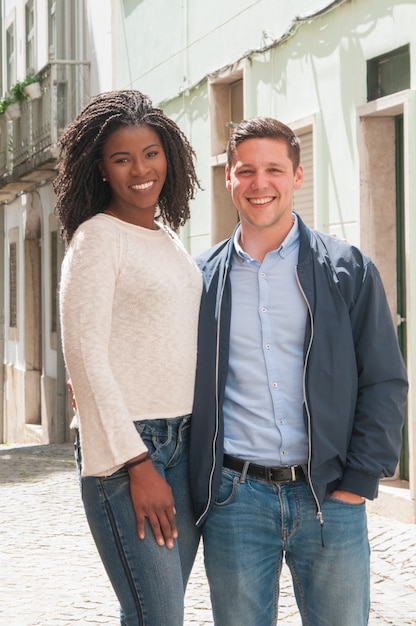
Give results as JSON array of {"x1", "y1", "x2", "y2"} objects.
[{"x1": 0, "y1": 443, "x2": 415, "y2": 626}]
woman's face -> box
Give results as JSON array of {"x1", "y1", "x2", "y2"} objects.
[{"x1": 100, "y1": 124, "x2": 167, "y2": 228}]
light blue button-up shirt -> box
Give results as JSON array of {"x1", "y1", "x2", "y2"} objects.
[{"x1": 223, "y1": 215, "x2": 309, "y2": 466}]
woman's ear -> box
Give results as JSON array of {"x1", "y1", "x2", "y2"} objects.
[{"x1": 98, "y1": 161, "x2": 107, "y2": 181}]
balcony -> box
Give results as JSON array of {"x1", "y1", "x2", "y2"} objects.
[{"x1": 0, "y1": 61, "x2": 90, "y2": 204}]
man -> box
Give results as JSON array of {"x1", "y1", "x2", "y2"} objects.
[{"x1": 190, "y1": 117, "x2": 408, "y2": 626}]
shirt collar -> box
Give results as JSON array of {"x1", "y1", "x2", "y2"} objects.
[{"x1": 233, "y1": 213, "x2": 299, "y2": 262}]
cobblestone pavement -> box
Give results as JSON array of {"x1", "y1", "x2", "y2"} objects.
[{"x1": 0, "y1": 443, "x2": 415, "y2": 626}]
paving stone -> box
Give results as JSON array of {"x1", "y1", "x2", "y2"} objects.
[{"x1": 1, "y1": 443, "x2": 415, "y2": 625}]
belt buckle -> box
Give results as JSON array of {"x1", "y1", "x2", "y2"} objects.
[
  {"x1": 264, "y1": 465, "x2": 297, "y2": 482},
  {"x1": 265, "y1": 466, "x2": 273, "y2": 482}
]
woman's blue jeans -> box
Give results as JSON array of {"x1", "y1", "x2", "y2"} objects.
[
  {"x1": 75, "y1": 416, "x2": 200, "y2": 626},
  {"x1": 202, "y1": 467, "x2": 370, "y2": 626}
]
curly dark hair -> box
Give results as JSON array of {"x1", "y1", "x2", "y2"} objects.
[
  {"x1": 227, "y1": 117, "x2": 300, "y2": 172},
  {"x1": 54, "y1": 90, "x2": 200, "y2": 242}
]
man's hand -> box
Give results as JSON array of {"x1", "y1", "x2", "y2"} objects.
[
  {"x1": 331, "y1": 489, "x2": 365, "y2": 504},
  {"x1": 128, "y1": 457, "x2": 178, "y2": 549}
]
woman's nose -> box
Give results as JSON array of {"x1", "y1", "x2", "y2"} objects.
[{"x1": 130, "y1": 159, "x2": 149, "y2": 176}]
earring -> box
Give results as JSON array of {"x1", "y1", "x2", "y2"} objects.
[{"x1": 102, "y1": 177, "x2": 107, "y2": 182}]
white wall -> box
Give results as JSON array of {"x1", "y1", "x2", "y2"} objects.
[
  {"x1": 86, "y1": 0, "x2": 113, "y2": 94},
  {"x1": 113, "y1": 0, "x2": 416, "y2": 247},
  {"x1": 113, "y1": 0, "x2": 334, "y2": 101}
]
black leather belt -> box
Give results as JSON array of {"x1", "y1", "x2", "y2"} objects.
[{"x1": 223, "y1": 454, "x2": 306, "y2": 483}]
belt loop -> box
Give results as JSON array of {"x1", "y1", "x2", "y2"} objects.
[
  {"x1": 291, "y1": 466, "x2": 296, "y2": 481},
  {"x1": 239, "y1": 461, "x2": 249, "y2": 483}
]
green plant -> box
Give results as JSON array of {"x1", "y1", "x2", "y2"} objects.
[
  {"x1": 0, "y1": 95, "x2": 14, "y2": 115},
  {"x1": 0, "y1": 73, "x2": 42, "y2": 114},
  {"x1": 9, "y1": 80, "x2": 28, "y2": 104},
  {"x1": 23, "y1": 73, "x2": 42, "y2": 87}
]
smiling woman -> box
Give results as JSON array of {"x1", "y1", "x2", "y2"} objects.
[
  {"x1": 98, "y1": 125, "x2": 168, "y2": 229},
  {"x1": 54, "y1": 89, "x2": 200, "y2": 243},
  {"x1": 53, "y1": 90, "x2": 202, "y2": 626}
]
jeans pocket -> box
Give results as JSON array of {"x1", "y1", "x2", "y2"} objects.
[
  {"x1": 134, "y1": 419, "x2": 174, "y2": 466},
  {"x1": 214, "y1": 470, "x2": 240, "y2": 507}
]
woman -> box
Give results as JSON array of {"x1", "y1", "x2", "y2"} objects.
[{"x1": 55, "y1": 90, "x2": 202, "y2": 625}]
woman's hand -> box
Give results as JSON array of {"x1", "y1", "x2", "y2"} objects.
[{"x1": 128, "y1": 457, "x2": 178, "y2": 549}]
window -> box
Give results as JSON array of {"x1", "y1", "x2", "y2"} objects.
[
  {"x1": 0, "y1": 11, "x2": 3, "y2": 96},
  {"x1": 367, "y1": 46, "x2": 410, "y2": 102},
  {"x1": 48, "y1": 0, "x2": 56, "y2": 58},
  {"x1": 25, "y1": 0, "x2": 35, "y2": 73},
  {"x1": 6, "y1": 24, "x2": 15, "y2": 91},
  {"x1": 210, "y1": 72, "x2": 244, "y2": 243},
  {"x1": 211, "y1": 77, "x2": 244, "y2": 156},
  {"x1": 229, "y1": 80, "x2": 244, "y2": 135}
]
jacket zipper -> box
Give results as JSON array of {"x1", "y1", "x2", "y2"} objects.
[
  {"x1": 198, "y1": 258, "x2": 324, "y2": 529},
  {"x1": 295, "y1": 265, "x2": 324, "y2": 526},
  {"x1": 196, "y1": 260, "x2": 230, "y2": 526}
]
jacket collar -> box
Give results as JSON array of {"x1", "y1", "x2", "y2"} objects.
[
  {"x1": 200, "y1": 212, "x2": 313, "y2": 287},
  {"x1": 296, "y1": 212, "x2": 313, "y2": 266}
]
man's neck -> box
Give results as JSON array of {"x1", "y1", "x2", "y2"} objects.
[{"x1": 239, "y1": 219, "x2": 294, "y2": 263}]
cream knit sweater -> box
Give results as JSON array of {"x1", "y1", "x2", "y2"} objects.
[{"x1": 60, "y1": 214, "x2": 202, "y2": 477}]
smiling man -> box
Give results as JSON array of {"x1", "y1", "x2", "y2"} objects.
[{"x1": 190, "y1": 117, "x2": 408, "y2": 626}]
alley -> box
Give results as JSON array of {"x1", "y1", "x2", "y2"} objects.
[{"x1": 0, "y1": 443, "x2": 415, "y2": 626}]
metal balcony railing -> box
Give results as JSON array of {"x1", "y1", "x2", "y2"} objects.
[{"x1": 0, "y1": 61, "x2": 90, "y2": 201}]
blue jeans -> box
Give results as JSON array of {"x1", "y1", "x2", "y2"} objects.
[
  {"x1": 75, "y1": 416, "x2": 200, "y2": 626},
  {"x1": 203, "y1": 467, "x2": 370, "y2": 626}
]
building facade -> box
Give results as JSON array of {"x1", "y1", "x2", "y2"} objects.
[
  {"x1": 112, "y1": 0, "x2": 416, "y2": 518},
  {"x1": 0, "y1": 0, "x2": 113, "y2": 444},
  {"x1": 1, "y1": 0, "x2": 415, "y2": 519}
]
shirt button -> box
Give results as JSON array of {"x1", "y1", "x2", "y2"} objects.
[
  {"x1": 272, "y1": 382, "x2": 278, "y2": 388},
  {"x1": 265, "y1": 344, "x2": 271, "y2": 350},
  {"x1": 281, "y1": 450, "x2": 287, "y2": 456},
  {"x1": 281, "y1": 251, "x2": 286, "y2": 258},
  {"x1": 262, "y1": 307, "x2": 267, "y2": 312},
  {"x1": 260, "y1": 272, "x2": 266, "y2": 277}
]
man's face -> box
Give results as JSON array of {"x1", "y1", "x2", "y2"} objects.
[{"x1": 225, "y1": 137, "x2": 303, "y2": 232}]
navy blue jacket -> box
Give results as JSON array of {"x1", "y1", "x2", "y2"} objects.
[{"x1": 190, "y1": 215, "x2": 408, "y2": 526}]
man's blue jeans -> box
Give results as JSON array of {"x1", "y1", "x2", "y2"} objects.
[
  {"x1": 202, "y1": 467, "x2": 370, "y2": 626},
  {"x1": 76, "y1": 416, "x2": 200, "y2": 626}
]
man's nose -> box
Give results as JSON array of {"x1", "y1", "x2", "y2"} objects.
[{"x1": 251, "y1": 172, "x2": 267, "y2": 190}]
